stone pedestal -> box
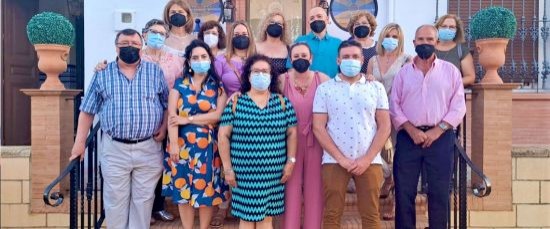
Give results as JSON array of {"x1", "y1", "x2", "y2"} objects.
[
  {"x1": 21, "y1": 89, "x2": 81, "y2": 213},
  {"x1": 470, "y1": 83, "x2": 520, "y2": 211}
]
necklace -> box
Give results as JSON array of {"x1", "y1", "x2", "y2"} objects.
[{"x1": 293, "y1": 72, "x2": 313, "y2": 94}]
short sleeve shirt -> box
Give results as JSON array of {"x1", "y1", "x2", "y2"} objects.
[{"x1": 313, "y1": 75, "x2": 389, "y2": 164}]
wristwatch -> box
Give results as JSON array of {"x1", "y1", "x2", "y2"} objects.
[
  {"x1": 287, "y1": 157, "x2": 296, "y2": 164},
  {"x1": 188, "y1": 116, "x2": 194, "y2": 122},
  {"x1": 438, "y1": 122, "x2": 449, "y2": 131}
]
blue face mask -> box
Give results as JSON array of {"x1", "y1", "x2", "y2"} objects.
[
  {"x1": 250, "y1": 72, "x2": 271, "y2": 91},
  {"x1": 190, "y1": 60, "x2": 211, "y2": 74},
  {"x1": 438, "y1": 28, "x2": 456, "y2": 41},
  {"x1": 339, "y1": 59, "x2": 362, "y2": 77},
  {"x1": 382, "y1": 37, "x2": 399, "y2": 52},
  {"x1": 147, "y1": 33, "x2": 165, "y2": 49}
]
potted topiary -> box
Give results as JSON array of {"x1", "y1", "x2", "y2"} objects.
[
  {"x1": 470, "y1": 6, "x2": 517, "y2": 84},
  {"x1": 26, "y1": 12, "x2": 75, "y2": 90}
]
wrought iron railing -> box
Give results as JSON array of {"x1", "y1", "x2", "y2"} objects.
[
  {"x1": 43, "y1": 123, "x2": 104, "y2": 229},
  {"x1": 445, "y1": 0, "x2": 550, "y2": 91},
  {"x1": 449, "y1": 119, "x2": 492, "y2": 229}
]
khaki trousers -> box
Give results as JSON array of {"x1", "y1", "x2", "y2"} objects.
[
  {"x1": 322, "y1": 163, "x2": 383, "y2": 229},
  {"x1": 101, "y1": 135, "x2": 163, "y2": 229}
]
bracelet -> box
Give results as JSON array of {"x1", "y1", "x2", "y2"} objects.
[{"x1": 224, "y1": 168, "x2": 234, "y2": 173}]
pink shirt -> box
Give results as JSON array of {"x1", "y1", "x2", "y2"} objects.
[
  {"x1": 142, "y1": 49, "x2": 184, "y2": 89},
  {"x1": 390, "y1": 57, "x2": 466, "y2": 129}
]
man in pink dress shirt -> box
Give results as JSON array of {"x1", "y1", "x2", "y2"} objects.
[{"x1": 390, "y1": 25, "x2": 466, "y2": 229}]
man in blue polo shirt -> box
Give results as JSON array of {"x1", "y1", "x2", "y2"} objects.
[{"x1": 293, "y1": 6, "x2": 342, "y2": 78}]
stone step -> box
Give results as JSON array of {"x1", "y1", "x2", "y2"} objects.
[{"x1": 156, "y1": 194, "x2": 429, "y2": 228}]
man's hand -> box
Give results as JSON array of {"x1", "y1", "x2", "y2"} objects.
[
  {"x1": 153, "y1": 129, "x2": 166, "y2": 142},
  {"x1": 69, "y1": 142, "x2": 86, "y2": 161},
  {"x1": 280, "y1": 163, "x2": 294, "y2": 183},
  {"x1": 338, "y1": 157, "x2": 358, "y2": 172},
  {"x1": 350, "y1": 157, "x2": 372, "y2": 176},
  {"x1": 406, "y1": 127, "x2": 428, "y2": 145},
  {"x1": 422, "y1": 127, "x2": 445, "y2": 148},
  {"x1": 94, "y1": 60, "x2": 108, "y2": 72},
  {"x1": 224, "y1": 170, "x2": 237, "y2": 187},
  {"x1": 169, "y1": 143, "x2": 179, "y2": 163}
]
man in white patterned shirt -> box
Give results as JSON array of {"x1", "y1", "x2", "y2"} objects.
[{"x1": 313, "y1": 40, "x2": 391, "y2": 229}]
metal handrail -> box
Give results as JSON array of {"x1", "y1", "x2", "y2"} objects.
[
  {"x1": 454, "y1": 139, "x2": 492, "y2": 197},
  {"x1": 43, "y1": 123, "x2": 101, "y2": 207}
]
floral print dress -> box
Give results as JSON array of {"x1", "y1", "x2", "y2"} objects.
[{"x1": 162, "y1": 76, "x2": 227, "y2": 207}]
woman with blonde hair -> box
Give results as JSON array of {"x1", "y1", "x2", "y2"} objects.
[
  {"x1": 214, "y1": 21, "x2": 256, "y2": 97},
  {"x1": 162, "y1": 0, "x2": 196, "y2": 56},
  {"x1": 256, "y1": 11, "x2": 291, "y2": 76},
  {"x1": 347, "y1": 11, "x2": 378, "y2": 73},
  {"x1": 435, "y1": 14, "x2": 475, "y2": 86},
  {"x1": 366, "y1": 22, "x2": 412, "y2": 221}
]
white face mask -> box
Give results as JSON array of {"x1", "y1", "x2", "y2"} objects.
[{"x1": 203, "y1": 34, "x2": 219, "y2": 48}]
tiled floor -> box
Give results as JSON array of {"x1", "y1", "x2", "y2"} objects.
[{"x1": 152, "y1": 194, "x2": 429, "y2": 229}]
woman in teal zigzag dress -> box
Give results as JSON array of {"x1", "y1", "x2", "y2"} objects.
[{"x1": 218, "y1": 54, "x2": 298, "y2": 227}]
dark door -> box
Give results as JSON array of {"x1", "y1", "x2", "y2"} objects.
[{"x1": 2, "y1": 0, "x2": 39, "y2": 145}]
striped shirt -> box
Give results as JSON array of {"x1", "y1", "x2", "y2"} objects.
[{"x1": 80, "y1": 61, "x2": 169, "y2": 140}]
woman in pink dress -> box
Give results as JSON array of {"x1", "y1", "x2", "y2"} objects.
[{"x1": 278, "y1": 43, "x2": 329, "y2": 229}]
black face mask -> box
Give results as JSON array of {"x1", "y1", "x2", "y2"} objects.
[
  {"x1": 232, "y1": 35, "x2": 250, "y2": 50},
  {"x1": 354, "y1": 25, "x2": 370, "y2": 38},
  {"x1": 118, "y1": 46, "x2": 141, "y2": 64},
  {"x1": 292, "y1": 59, "x2": 310, "y2": 73},
  {"x1": 169, "y1": 13, "x2": 187, "y2": 27},
  {"x1": 310, "y1": 20, "x2": 326, "y2": 33},
  {"x1": 415, "y1": 44, "x2": 436, "y2": 60},
  {"x1": 266, "y1": 23, "x2": 283, "y2": 37}
]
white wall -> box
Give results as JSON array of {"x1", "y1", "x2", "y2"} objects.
[
  {"x1": 83, "y1": 0, "x2": 446, "y2": 89},
  {"x1": 84, "y1": 0, "x2": 172, "y2": 89}
]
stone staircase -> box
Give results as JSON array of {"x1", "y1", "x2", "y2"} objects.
[{"x1": 152, "y1": 192, "x2": 429, "y2": 229}]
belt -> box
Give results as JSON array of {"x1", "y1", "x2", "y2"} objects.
[
  {"x1": 111, "y1": 136, "x2": 152, "y2": 144},
  {"x1": 416, "y1": 125, "x2": 435, "y2": 131}
]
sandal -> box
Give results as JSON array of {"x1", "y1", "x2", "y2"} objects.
[
  {"x1": 379, "y1": 176, "x2": 395, "y2": 199},
  {"x1": 210, "y1": 207, "x2": 227, "y2": 228},
  {"x1": 380, "y1": 189, "x2": 395, "y2": 221}
]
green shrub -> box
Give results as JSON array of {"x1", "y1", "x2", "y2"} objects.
[
  {"x1": 26, "y1": 12, "x2": 75, "y2": 46},
  {"x1": 470, "y1": 6, "x2": 517, "y2": 40}
]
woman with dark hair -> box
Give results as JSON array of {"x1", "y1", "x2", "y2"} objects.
[
  {"x1": 278, "y1": 42, "x2": 329, "y2": 229},
  {"x1": 198, "y1": 20, "x2": 226, "y2": 57},
  {"x1": 218, "y1": 54, "x2": 298, "y2": 229},
  {"x1": 162, "y1": 39, "x2": 228, "y2": 229}
]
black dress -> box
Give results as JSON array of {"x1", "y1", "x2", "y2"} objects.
[{"x1": 269, "y1": 57, "x2": 289, "y2": 76}]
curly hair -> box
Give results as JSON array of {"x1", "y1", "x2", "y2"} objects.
[
  {"x1": 346, "y1": 11, "x2": 377, "y2": 37},
  {"x1": 198, "y1": 20, "x2": 226, "y2": 50},
  {"x1": 240, "y1": 54, "x2": 279, "y2": 94},
  {"x1": 435, "y1": 14, "x2": 466, "y2": 43},
  {"x1": 257, "y1": 11, "x2": 291, "y2": 45},
  {"x1": 182, "y1": 39, "x2": 221, "y2": 90}
]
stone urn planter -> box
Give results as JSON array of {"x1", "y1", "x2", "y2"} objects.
[
  {"x1": 26, "y1": 12, "x2": 74, "y2": 90},
  {"x1": 34, "y1": 44, "x2": 71, "y2": 90},
  {"x1": 470, "y1": 6, "x2": 517, "y2": 84},
  {"x1": 475, "y1": 38, "x2": 509, "y2": 84}
]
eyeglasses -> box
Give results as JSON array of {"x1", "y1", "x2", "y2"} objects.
[
  {"x1": 116, "y1": 41, "x2": 142, "y2": 48},
  {"x1": 144, "y1": 29, "x2": 167, "y2": 37}
]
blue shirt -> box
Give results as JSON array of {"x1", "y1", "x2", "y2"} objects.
[
  {"x1": 80, "y1": 61, "x2": 169, "y2": 140},
  {"x1": 288, "y1": 32, "x2": 342, "y2": 78}
]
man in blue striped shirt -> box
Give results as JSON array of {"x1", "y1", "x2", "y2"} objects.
[{"x1": 70, "y1": 28, "x2": 169, "y2": 229}]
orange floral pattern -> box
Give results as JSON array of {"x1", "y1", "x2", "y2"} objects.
[{"x1": 161, "y1": 76, "x2": 227, "y2": 207}]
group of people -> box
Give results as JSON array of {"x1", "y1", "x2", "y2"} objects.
[{"x1": 69, "y1": 0, "x2": 470, "y2": 228}]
